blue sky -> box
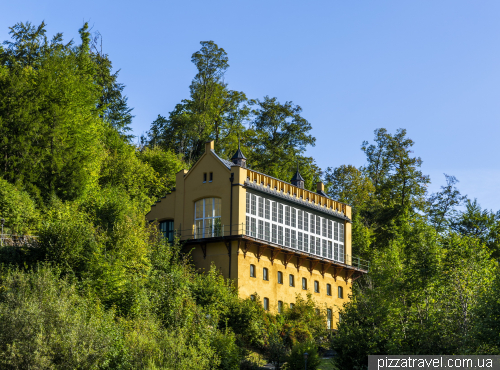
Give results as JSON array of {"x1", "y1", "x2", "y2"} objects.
[{"x1": 3, "y1": 1, "x2": 500, "y2": 210}]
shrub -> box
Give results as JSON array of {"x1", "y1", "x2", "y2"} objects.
[{"x1": 285, "y1": 340, "x2": 321, "y2": 370}]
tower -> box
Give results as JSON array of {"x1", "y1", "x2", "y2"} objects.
[
  {"x1": 231, "y1": 138, "x2": 247, "y2": 168},
  {"x1": 290, "y1": 163, "x2": 305, "y2": 189}
]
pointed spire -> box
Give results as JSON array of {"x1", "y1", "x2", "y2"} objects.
[
  {"x1": 231, "y1": 135, "x2": 247, "y2": 167},
  {"x1": 291, "y1": 160, "x2": 305, "y2": 188}
]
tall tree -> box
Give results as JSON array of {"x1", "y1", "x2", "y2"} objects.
[
  {"x1": 361, "y1": 129, "x2": 430, "y2": 246},
  {"x1": 90, "y1": 32, "x2": 134, "y2": 140},
  {"x1": 246, "y1": 96, "x2": 319, "y2": 189},
  {"x1": 0, "y1": 22, "x2": 104, "y2": 201},
  {"x1": 427, "y1": 174, "x2": 466, "y2": 233},
  {"x1": 146, "y1": 41, "x2": 249, "y2": 165},
  {"x1": 324, "y1": 164, "x2": 374, "y2": 210}
]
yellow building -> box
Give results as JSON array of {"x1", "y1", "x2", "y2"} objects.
[{"x1": 146, "y1": 141, "x2": 368, "y2": 328}]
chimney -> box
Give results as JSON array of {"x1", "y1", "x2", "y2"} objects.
[
  {"x1": 205, "y1": 141, "x2": 214, "y2": 153},
  {"x1": 317, "y1": 182, "x2": 325, "y2": 193}
]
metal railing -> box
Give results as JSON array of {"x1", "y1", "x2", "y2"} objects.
[{"x1": 168, "y1": 222, "x2": 370, "y2": 271}]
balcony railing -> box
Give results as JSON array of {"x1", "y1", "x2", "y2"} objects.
[{"x1": 171, "y1": 223, "x2": 370, "y2": 272}]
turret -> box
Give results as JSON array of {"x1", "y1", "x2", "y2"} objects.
[
  {"x1": 291, "y1": 163, "x2": 305, "y2": 189},
  {"x1": 231, "y1": 138, "x2": 247, "y2": 168}
]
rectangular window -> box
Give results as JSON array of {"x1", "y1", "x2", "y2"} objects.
[
  {"x1": 322, "y1": 239, "x2": 327, "y2": 257},
  {"x1": 246, "y1": 192, "x2": 250, "y2": 214},
  {"x1": 265, "y1": 222, "x2": 270, "y2": 241},
  {"x1": 278, "y1": 300, "x2": 283, "y2": 313},
  {"x1": 209, "y1": 172, "x2": 213, "y2": 182},
  {"x1": 334, "y1": 221, "x2": 339, "y2": 241},
  {"x1": 285, "y1": 228, "x2": 290, "y2": 247},
  {"x1": 328, "y1": 241, "x2": 333, "y2": 259},
  {"x1": 327, "y1": 309, "x2": 332, "y2": 329},
  {"x1": 159, "y1": 220, "x2": 175, "y2": 243},
  {"x1": 291, "y1": 208, "x2": 296, "y2": 228},
  {"x1": 278, "y1": 204, "x2": 284, "y2": 224},
  {"x1": 304, "y1": 234, "x2": 309, "y2": 253},
  {"x1": 278, "y1": 226, "x2": 283, "y2": 245},
  {"x1": 298, "y1": 232, "x2": 303, "y2": 251},
  {"x1": 310, "y1": 235, "x2": 315, "y2": 254},
  {"x1": 316, "y1": 215, "x2": 321, "y2": 235},
  {"x1": 322, "y1": 218, "x2": 327, "y2": 237},
  {"x1": 264, "y1": 297, "x2": 269, "y2": 311},
  {"x1": 298, "y1": 210, "x2": 303, "y2": 230},
  {"x1": 258, "y1": 220, "x2": 264, "y2": 239},
  {"x1": 272, "y1": 202, "x2": 277, "y2": 222},
  {"x1": 285, "y1": 206, "x2": 290, "y2": 226},
  {"x1": 289, "y1": 274, "x2": 295, "y2": 287},
  {"x1": 272, "y1": 224, "x2": 277, "y2": 243},
  {"x1": 251, "y1": 194, "x2": 256, "y2": 215},
  {"x1": 258, "y1": 197, "x2": 264, "y2": 218},
  {"x1": 251, "y1": 218, "x2": 256, "y2": 237},
  {"x1": 304, "y1": 212, "x2": 309, "y2": 232},
  {"x1": 310, "y1": 214, "x2": 315, "y2": 235},
  {"x1": 328, "y1": 220, "x2": 333, "y2": 239},
  {"x1": 316, "y1": 237, "x2": 321, "y2": 255},
  {"x1": 340, "y1": 223, "x2": 344, "y2": 243},
  {"x1": 203, "y1": 173, "x2": 207, "y2": 183},
  {"x1": 291, "y1": 230, "x2": 296, "y2": 249},
  {"x1": 265, "y1": 199, "x2": 270, "y2": 220},
  {"x1": 334, "y1": 242, "x2": 339, "y2": 261},
  {"x1": 339, "y1": 242, "x2": 345, "y2": 262},
  {"x1": 278, "y1": 271, "x2": 283, "y2": 284},
  {"x1": 246, "y1": 216, "x2": 250, "y2": 236},
  {"x1": 263, "y1": 267, "x2": 269, "y2": 281}
]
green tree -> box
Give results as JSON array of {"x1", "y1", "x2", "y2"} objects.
[
  {"x1": 0, "y1": 22, "x2": 104, "y2": 201},
  {"x1": 146, "y1": 41, "x2": 249, "y2": 165},
  {"x1": 361, "y1": 128, "x2": 430, "y2": 248},
  {"x1": 427, "y1": 174, "x2": 466, "y2": 233},
  {"x1": 246, "y1": 96, "x2": 320, "y2": 189},
  {"x1": 90, "y1": 32, "x2": 134, "y2": 140},
  {"x1": 324, "y1": 164, "x2": 374, "y2": 210}
]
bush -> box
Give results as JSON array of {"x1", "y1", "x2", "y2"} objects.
[
  {"x1": 0, "y1": 265, "x2": 123, "y2": 369},
  {"x1": 285, "y1": 340, "x2": 321, "y2": 370}
]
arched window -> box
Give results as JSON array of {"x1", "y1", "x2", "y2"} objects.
[
  {"x1": 277, "y1": 271, "x2": 283, "y2": 284},
  {"x1": 278, "y1": 300, "x2": 283, "y2": 313},
  {"x1": 263, "y1": 297, "x2": 269, "y2": 311},
  {"x1": 314, "y1": 280, "x2": 320, "y2": 293},
  {"x1": 195, "y1": 198, "x2": 221, "y2": 238},
  {"x1": 302, "y1": 277, "x2": 307, "y2": 290},
  {"x1": 263, "y1": 267, "x2": 269, "y2": 281},
  {"x1": 250, "y1": 264, "x2": 256, "y2": 278},
  {"x1": 338, "y1": 286, "x2": 343, "y2": 299},
  {"x1": 327, "y1": 309, "x2": 332, "y2": 329},
  {"x1": 289, "y1": 274, "x2": 295, "y2": 287},
  {"x1": 326, "y1": 284, "x2": 332, "y2": 296}
]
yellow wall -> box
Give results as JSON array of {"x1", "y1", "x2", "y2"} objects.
[
  {"x1": 146, "y1": 140, "x2": 355, "y2": 327},
  {"x1": 236, "y1": 243, "x2": 349, "y2": 323}
]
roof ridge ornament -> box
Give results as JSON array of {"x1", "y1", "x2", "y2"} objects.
[
  {"x1": 291, "y1": 160, "x2": 305, "y2": 189},
  {"x1": 231, "y1": 135, "x2": 247, "y2": 167}
]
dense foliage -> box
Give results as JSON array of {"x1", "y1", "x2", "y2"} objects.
[{"x1": 1, "y1": 20, "x2": 499, "y2": 370}]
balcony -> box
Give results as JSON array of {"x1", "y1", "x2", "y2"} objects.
[{"x1": 175, "y1": 223, "x2": 369, "y2": 276}]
